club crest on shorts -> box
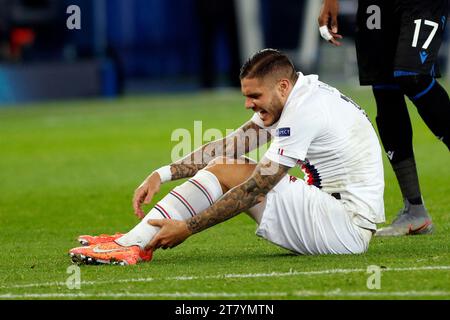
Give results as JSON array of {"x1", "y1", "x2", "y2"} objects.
[{"x1": 276, "y1": 127, "x2": 291, "y2": 137}]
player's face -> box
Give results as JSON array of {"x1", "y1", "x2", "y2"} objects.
[{"x1": 241, "y1": 77, "x2": 285, "y2": 127}]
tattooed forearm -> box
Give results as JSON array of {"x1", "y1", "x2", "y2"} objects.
[
  {"x1": 221, "y1": 120, "x2": 271, "y2": 160},
  {"x1": 169, "y1": 163, "x2": 206, "y2": 180},
  {"x1": 186, "y1": 159, "x2": 289, "y2": 234},
  {"x1": 169, "y1": 121, "x2": 271, "y2": 180},
  {"x1": 168, "y1": 142, "x2": 223, "y2": 180}
]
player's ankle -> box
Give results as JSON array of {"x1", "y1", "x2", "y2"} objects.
[{"x1": 407, "y1": 196, "x2": 423, "y2": 205}]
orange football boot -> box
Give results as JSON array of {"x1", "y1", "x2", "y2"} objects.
[
  {"x1": 77, "y1": 233, "x2": 124, "y2": 246},
  {"x1": 69, "y1": 241, "x2": 153, "y2": 266}
]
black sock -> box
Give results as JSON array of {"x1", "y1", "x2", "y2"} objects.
[{"x1": 392, "y1": 158, "x2": 423, "y2": 205}]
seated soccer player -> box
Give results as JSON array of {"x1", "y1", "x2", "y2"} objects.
[{"x1": 69, "y1": 49, "x2": 385, "y2": 265}]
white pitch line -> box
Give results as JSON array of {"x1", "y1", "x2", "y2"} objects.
[
  {"x1": 1, "y1": 290, "x2": 450, "y2": 299},
  {"x1": 0, "y1": 277, "x2": 156, "y2": 290},
  {"x1": 317, "y1": 290, "x2": 450, "y2": 297},
  {"x1": 1, "y1": 265, "x2": 449, "y2": 290},
  {"x1": 0, "y1": 292, "x2": 287, "y2": 299}
]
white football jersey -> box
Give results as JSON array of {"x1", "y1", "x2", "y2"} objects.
[{"x1": 251, "y1": 73, "x2": 385, "y2": 228}]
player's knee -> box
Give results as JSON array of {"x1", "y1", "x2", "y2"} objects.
[
  {"x1": 394, "y1": 74, "x2": 436, "y2": 100},
  {"x1": 204, "y1": 156, "x2": 233, "y2": 182},
  {"x1": 204, "y1": 156, "x2": 257, "y2": 191},
  {"x1": 203, "y1": 157, "x2": 235, "y2": 193},
  {"x1": 206, "y1": 156, "x2": 253, "y2": 167},
  {"x1": 206, "y1": 156, "x2": 232, "y2": 167}
]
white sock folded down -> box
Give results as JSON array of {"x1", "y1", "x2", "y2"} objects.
[{"x1": 116, "y1": 169, "x2": 223, "y2": 249}]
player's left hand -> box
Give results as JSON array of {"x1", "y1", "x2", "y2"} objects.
[{"x1": 146, "y1": 219, "x2": 192, "y2": 250}]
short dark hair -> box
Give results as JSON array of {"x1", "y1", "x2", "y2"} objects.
[{"x1": 239, "y1": 48, "x2": 297, "y2": 82}]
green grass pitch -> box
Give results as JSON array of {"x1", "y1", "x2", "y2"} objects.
[{"x1": 0, "y1": 86, "x2": 449, "y2": 300}]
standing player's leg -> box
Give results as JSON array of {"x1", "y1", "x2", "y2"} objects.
[
  {"x1": 375, "y1": 0, "x2": 449, "y2": 236},
  {"x1": 393, "y1": 76, "x2": 450, "y2": 149},
  {"x1": 372, "y1": 85, "x2": 433, "y2": 236},
  {"x1": 355, "y1": 0, "x2": 443, "y2": 236},
  {"x1": 410, "y1": 79, "x2": 448, "y2": 146},
  {"x1": 69, "y1": 157, "x2": 260, "y2": 265}
]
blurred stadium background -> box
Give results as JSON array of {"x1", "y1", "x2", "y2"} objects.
[{"x1": 0, "y1": 0, "x2": 448, "y2": 104}]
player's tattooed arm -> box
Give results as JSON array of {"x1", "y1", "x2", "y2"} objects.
[
  {"x1": 169, "y1": 163, "x2": 205, "y2": 181},
  {"x1": 186, "y1": 157, "x2": 289, "y2": 234},
  {"x1": 169, "y1": 121, "x2": 271, "y2": 180}
]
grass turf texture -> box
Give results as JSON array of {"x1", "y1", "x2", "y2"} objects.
[{"x1": 0, "y1": 87, "x2": 449, "y2": 300}]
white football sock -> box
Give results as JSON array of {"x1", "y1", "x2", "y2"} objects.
[{"x1": 116, "y1": 170, "x2": 223, "y2": 249}]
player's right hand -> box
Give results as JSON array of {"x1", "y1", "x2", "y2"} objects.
[
  {"x1": 133, "y1": 172, "x2": 162, "y2": 219},
  {"x1": 318, "y1": 0, "x2": 343, "y2": 46}
]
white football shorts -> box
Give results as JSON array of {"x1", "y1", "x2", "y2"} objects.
[{"x1": 250, "y1": 175, "x2": 373, "y2": 255}]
